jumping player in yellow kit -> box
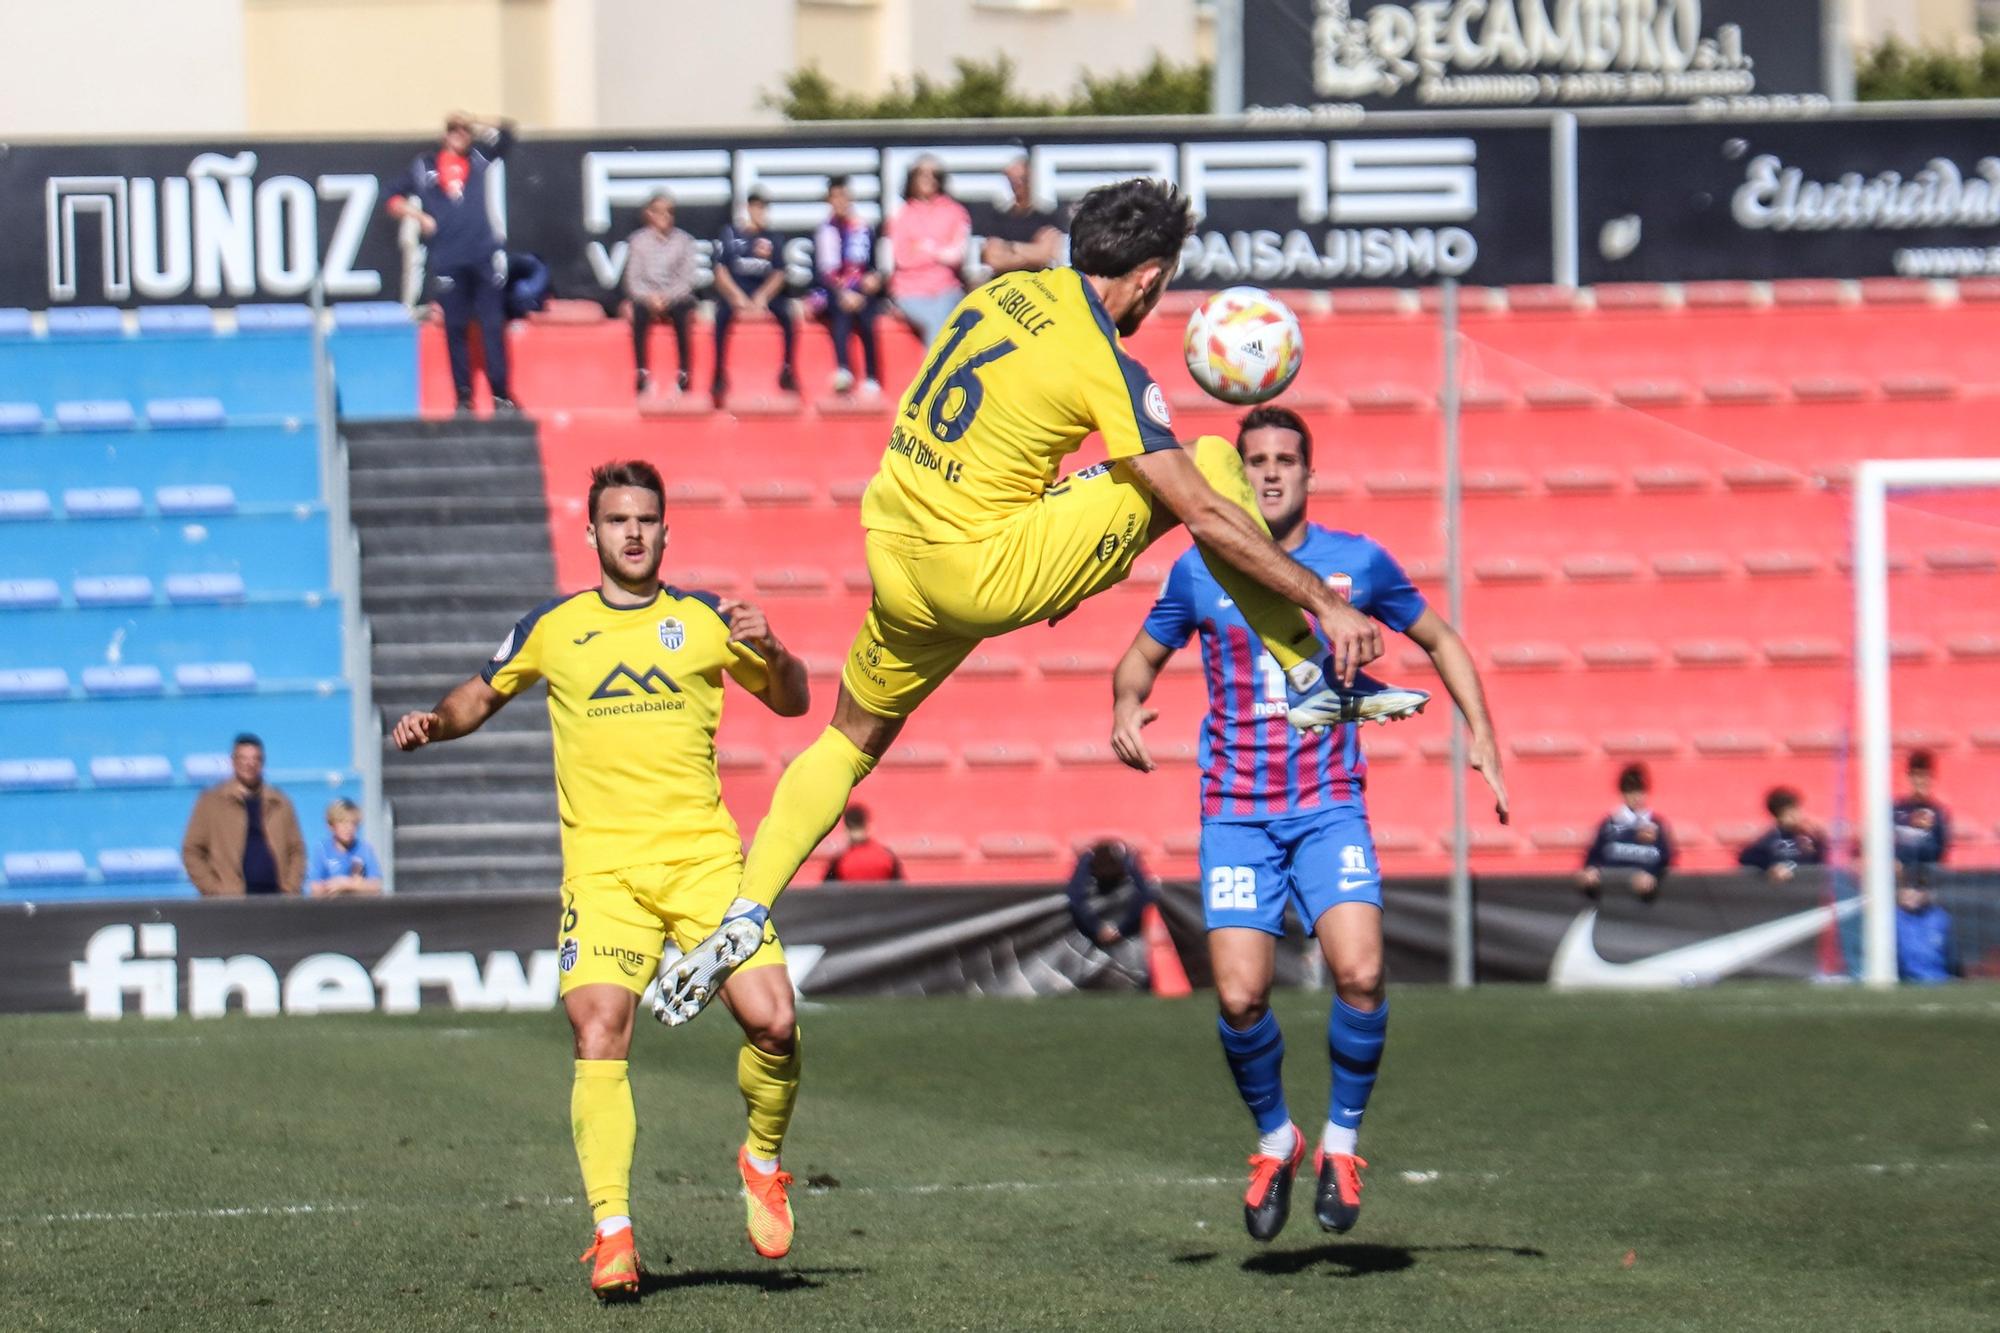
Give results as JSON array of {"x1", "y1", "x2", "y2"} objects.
[
  {"x1": 391, "y1": 461, "x2": 811, "y2": 1300},
  {"x1": 657, "y1": 178, "x2": 1428, "y2": 1025}
]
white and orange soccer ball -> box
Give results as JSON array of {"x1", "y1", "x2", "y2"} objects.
[{"x1": 1182, "y1": 286, "x2": 1305, "y2": 406}]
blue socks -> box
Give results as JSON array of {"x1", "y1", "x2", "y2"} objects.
[
  {"x1": 1217, "y1": 1011, "x2": 1290, "y2": 1135},
  {"x1": 1327, "y1": 998, "x2": 1388, "y2": 1134}
]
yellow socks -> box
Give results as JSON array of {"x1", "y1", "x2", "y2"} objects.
[
  {"x1": 571, "y1": 1059, "x2": 636, "y2": 1225},
  {"x1": 740, "y1": 727, "x2": 878, "y2": 910},
  {"x1": 1188, "y1": 434, "x2": 1322, "y2": 673},
  {"x1": 738, "y1": 1031, "x2": 803, "y2": 1161}
]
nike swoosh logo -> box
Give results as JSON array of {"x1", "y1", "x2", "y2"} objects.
[
  {"x1": 1548, "y1": 898, "x2": 1860, "y2": 990},
  {"x1": 573, "y1": 631, "x2": 601, "y2": 644},
  {"x1": 1218, "y1": 597, "x2": 1234, "y2": 608},
  {"x1": 1338, "y1": 878, "x2": 1373, "y2": 892},
  {"x1": 1340, "y1": 1109, "x2": 1363, "y2": 1119}
]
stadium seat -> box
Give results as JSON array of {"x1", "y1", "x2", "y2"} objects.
[
  {"x1": 175, "y1": 662, "x2": 258, "y2": 694},
  {"x1": 0, "y1": 759, "x2": 79, "y2": 790},
  {"x1": 2, "y1": 850, "x2": 90, "y2": 885},
  {"x1": 135, "y1": 306, "x2": 216, "y2": 336},
  {"x1": 0, "y1": 403, "x2": 43, "y2": 433},
  {"x1": 88, "y1": 755, "x2": 175, "y2": 788},
  {"x1": 184, "y1": 753, "x2": 233, "y2": 784},
  {"x1": 82, "y1": 665, "x2": 165, "y2": 697},
  {"x1": 234, "y1": 304, "x2": 314, "y2": 332},
  {"x1": 146, "y1": 396, "x2": 228, "y2": 428},
  {"x1": 0, "y1": 309, "x2": 32, "y2": 338},
  {"x1": 156, "y1": 484, "x2": 239, "y2": 516},
  {"x1": 164, "y1": 572, "x2": 248, "y2": 604},
  {"x1": 54, "y1": 400, "x2": 137, "y2": 431},
  {"x1": 46, "y1": 307, "x2": 122, "y2": 337},
  {"x1": 0, "y1": 490, "x2": 52, "y2": 522},
  {"x1": 73, "y1": 576, "x2": 155, "y2": 607},
  {"x1": 98, "y1": 847, "x2": 183, "y2": 882},
  {"x1": 0, "y1": 578, "x2": 61, "y2": 610},
  {"x1": 63, "y1": 487, "x2": 147, "y2": 519},
  {"x1": 0, "y1": 668, "x2": 71, "y2": 700},
  {"x1": 332, "y1": 301, "x2": 412, "y2": 329}
]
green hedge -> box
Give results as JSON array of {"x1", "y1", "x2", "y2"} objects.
[
  {"x1": 769, "y1": 54, "x2": 1211, "y2": 121},
  {"x1": 1857, "y1": 38, "x2": 2000, "y2": 100}
]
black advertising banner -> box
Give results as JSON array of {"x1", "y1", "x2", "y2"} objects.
[
  {"x1": 1241, "y1": 0, "x2": 1828, "y2": 113},
  {"x1": 0, "y1": 871, "x2": 1949, "y2": 1019},
  {"x1": 1578, "y1": 114, "x2": 2000, "y2": 282},
  {"x1": 0, "y1": 121, "x2": 1557, "y2": 309}
]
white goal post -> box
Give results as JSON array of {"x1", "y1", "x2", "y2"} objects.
[{"x1": 1853, "y1": 458, "x2": 2000, "y2": 988}]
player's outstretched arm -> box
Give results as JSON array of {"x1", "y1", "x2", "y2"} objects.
[
  {"x1": 1124, "y1": 447, "x2": 1382, "y2": 684},
  {"x1": 1110, "y1": 631, "x2": 1174, "y2": 773},
  {"x1": 392, "y1": 675, "x2": 509, "y2": 751},
  {"x1": 1403, "y1": 609, "x2": 1509, "y2": 824}
]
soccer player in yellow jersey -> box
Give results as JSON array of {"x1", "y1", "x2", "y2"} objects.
[
  {"x1": 390, "y1": 460, "x2": 811, "y2": 1300},
  {"x1": 659, "y1": 177, "x2": 1427, "y2": 1025}
]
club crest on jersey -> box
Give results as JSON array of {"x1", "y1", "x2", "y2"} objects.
[
  {"x1": 1325, "y1": 572, "x2": 1353, "y2": 601},
  {"x1": 490, "y1": 629, "x2": 515, "y2": 662},
  {"x1": 658, "y1": 618, "x2": 685, "y2": 651},
  {"x1": 1143, "y1": 382, "x2": 1172, "y2": 428},
  {"x1": 558, "y1": 938, "x2": 579, "y2": 973}
]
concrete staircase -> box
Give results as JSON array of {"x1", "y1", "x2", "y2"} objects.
[{"x1": 345, "y1": 417, "x2": 562, "y2": 893}]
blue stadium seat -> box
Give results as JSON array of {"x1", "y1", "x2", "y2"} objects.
[
  {"x1": 54, "y1": 400, "x2": 137, "y2": 432},
  {"x1": 5, "y1": 688, "x2": 351, "y2": 767},
  {"x1": 175, "y1": 662, "x2": 257, "y2": 694},
  {"x1": 0, "y1": 490, "x2": 54, "y2": 520},
  {"x1": 0, "y1": 426, "x2": 317, "y2": 503},
  {"x1": 135, "y1": 306, "x2": 216, "y2": 336},
  {"x1": 0, "y1": 513, "x2": 329, "y2": 590},
  {"x1": 3, "y1": 849, "x2": 89, "y2": 885},
  {"x1": 184, "y1": 753, "x2": 231, "y2": 783},
  {"x1": 0, "y1": 309, "x2": 32, "y2": 339},
  {"x1": 99, "y1": 848, "x2": 183, "y2": 882},
  {"x1": 64, "y1": 486, "x2": 147, "y2": 519},
  {"x1": 156, "y1": 484, "x2": 238, "y2": 516},
  {"x1": 46, "y1": 308, "x2": 122, "y2": 338},
  {"x1": 89, "y1": 755, "x2": 175, "y2": 788},
  {"x1": 0, "y1": 579, "x2": 59, "y2": 610},
  {"x1": 82, "y1": 664, "x2": 165, "y2": 697},
  {"x1": 0, "y1": 403, "x2": 42, "y2": 433},
  {"x1": 73, "y1": 575, "x2": 155, "y2": 607},
  {"x1": 0, "y1": 668, "x2": 71, "y2": 700},
  {"x1": 0, "y1": 601, "x2": 342, "y2": 675},
  {"x1": 0, "y1": 759, "x2": 78, "y2": 790},
  {"x1": 146, "y1": 397, "x2": 227, "y2": 429},
  {"x1": 164, "y1": 572, "x2": 247, "y2": 603},
  {"x1": 0, "y1": 335, "x2": 314, "y2": 417},
  {"x1": 332, "y1": 301, "x2": 411, "y2": 328},
  {"x1": 235, "y1": 304, "x2": 313, "y2": 332}
]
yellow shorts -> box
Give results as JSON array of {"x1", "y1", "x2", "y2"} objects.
[
  {"x1": 557, "y1": 852, "x2": 785, "y2": 997},
  {"x1": 844, "y1": 460, "x2": 1155, "y2": 719}
]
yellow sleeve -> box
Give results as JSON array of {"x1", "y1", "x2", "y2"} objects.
[
  {"x1": 1077, "y1": 326, "x2": 1181, "y2": 461},
  {"x1": 724, "y1": 643, "x2": 770, "y2": 694},
  {"x1": 480, "y1": 597, "x2": 562, "y2": 697}
]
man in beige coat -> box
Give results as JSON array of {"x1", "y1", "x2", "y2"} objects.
[{"x1": 181, "y1": 733, "x2": 306, "y2": 896}]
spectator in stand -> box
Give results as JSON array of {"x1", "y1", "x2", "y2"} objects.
[
  {"x1": 181, "y1": 734, "x2": 305, "y2": 896},
  {"x1": 712, "y1": 191, "x2": 798, "y2": 404},
  {"x1": 387, "y1": 112, "x2": 517, "y2": 413},
  {"x1": 887, "y1": 156, "x2": 971, "y2": 347},
  {"x1": 823, "y1": 804, "x2": 904, "y2": 882},
  {"x1": 308, "y1": 798, "x2": 385, "y2": 897},
  {"x1": 1893, "y1": 749, "x2": 1951, "y2": 880},
  {"x1": 1895, "y1": 881, "x2": 1956, "y2": 983},
  {"x1": 808, "y1": 175, "x2": 885, "y2": 395},
  {"x1": 1576, "y1": 763, "x2": 1673, "y2": 901},
  {"x1": 625, "y1": 191, "x2": 700, "y2": 397},
  {"x1": 1066, "y1": 840, "x2": 1156, "y2": 950},
  {"x1": 1736, "y1": 787, "x2": 1827, "y2": 882},
  {"x1": 981, "y1": 154, "x2": 1066, "y2": 277}
]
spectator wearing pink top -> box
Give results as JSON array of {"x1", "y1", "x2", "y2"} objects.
[{"x1": 888, "y1": 157, "x2": 972, "y2": 348}]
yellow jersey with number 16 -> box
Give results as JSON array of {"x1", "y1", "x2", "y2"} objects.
[
  {"x1": 860, "y1": 266, "x2": 1180, "y2": 544},
  {"x1": 481, "y1": 586, "x2": 768, "y2": 878}
]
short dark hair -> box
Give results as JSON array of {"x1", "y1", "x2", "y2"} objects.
[
  {"x1": 1617, "y1": 763, "x2": 1650, "y2": 795},
  {"x1": 842, "y1": 804, "x2": 869, "y2": 833},
  {"x1": 903, "y1": 156, "x2": 947, "y2": 200},
  {"x1": 1765, "y1": 786, "x2": 1800, "y2": 819},
  {"x1": 587, "y1": 460, "x2": 665, "y2": 523},
  {"x1": 1236, "y1": 405, "x2": 1313, "y2": 468},
  {"x1": 746, "y1": 188, "x2": 770, "y2": 205},
  {"x1": 1908, "y1": 748, "x2": 1935, "y2": 775},
  {"x1": 1068, "y1": 178, "x2": 1195, "y2": 278},
  {"x1": 232, "y1": 733, "x2": 263, "y2": 752},
  {"x1": 826, "y1": 174, "x2": 852, "y2": 195}
]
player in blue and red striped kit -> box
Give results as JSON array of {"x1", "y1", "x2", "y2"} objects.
[{"x1": 1111, "y1": 405, "x2": 1509, "y2": 1241}]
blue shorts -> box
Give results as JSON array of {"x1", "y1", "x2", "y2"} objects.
[{"x1": 1199, "y1": 807, "x2": 1382, "y2": 936}]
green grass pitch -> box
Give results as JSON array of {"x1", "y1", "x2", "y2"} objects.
[{"x1": 3, "y1": 986, "x2": 1996, "y2": 1331}]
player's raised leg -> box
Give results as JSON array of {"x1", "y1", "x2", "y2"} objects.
[{"x1": 710, "y1": 960, "x2": 803, "y2": 1259}]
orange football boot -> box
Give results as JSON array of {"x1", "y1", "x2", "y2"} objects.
[
  {"x1": 578, "y1": 1225, "x2": 641, "y2": 1300},
  {"x1": 738, "y1": 1146, "x2": 796, "y2": 1259}
]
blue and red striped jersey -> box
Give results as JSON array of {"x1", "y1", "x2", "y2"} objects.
[{"x1": 1141, "y1": 525, "x2": 1427, "y2": 823}]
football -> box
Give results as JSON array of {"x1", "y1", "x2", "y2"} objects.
[{"x1": 1182, "y1": 286, "x2": 1305, "y2": 405}]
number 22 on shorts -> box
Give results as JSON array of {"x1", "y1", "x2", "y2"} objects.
[{"x1": 1208, "y1": 865, "x2": 1257, "y2": 911}]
